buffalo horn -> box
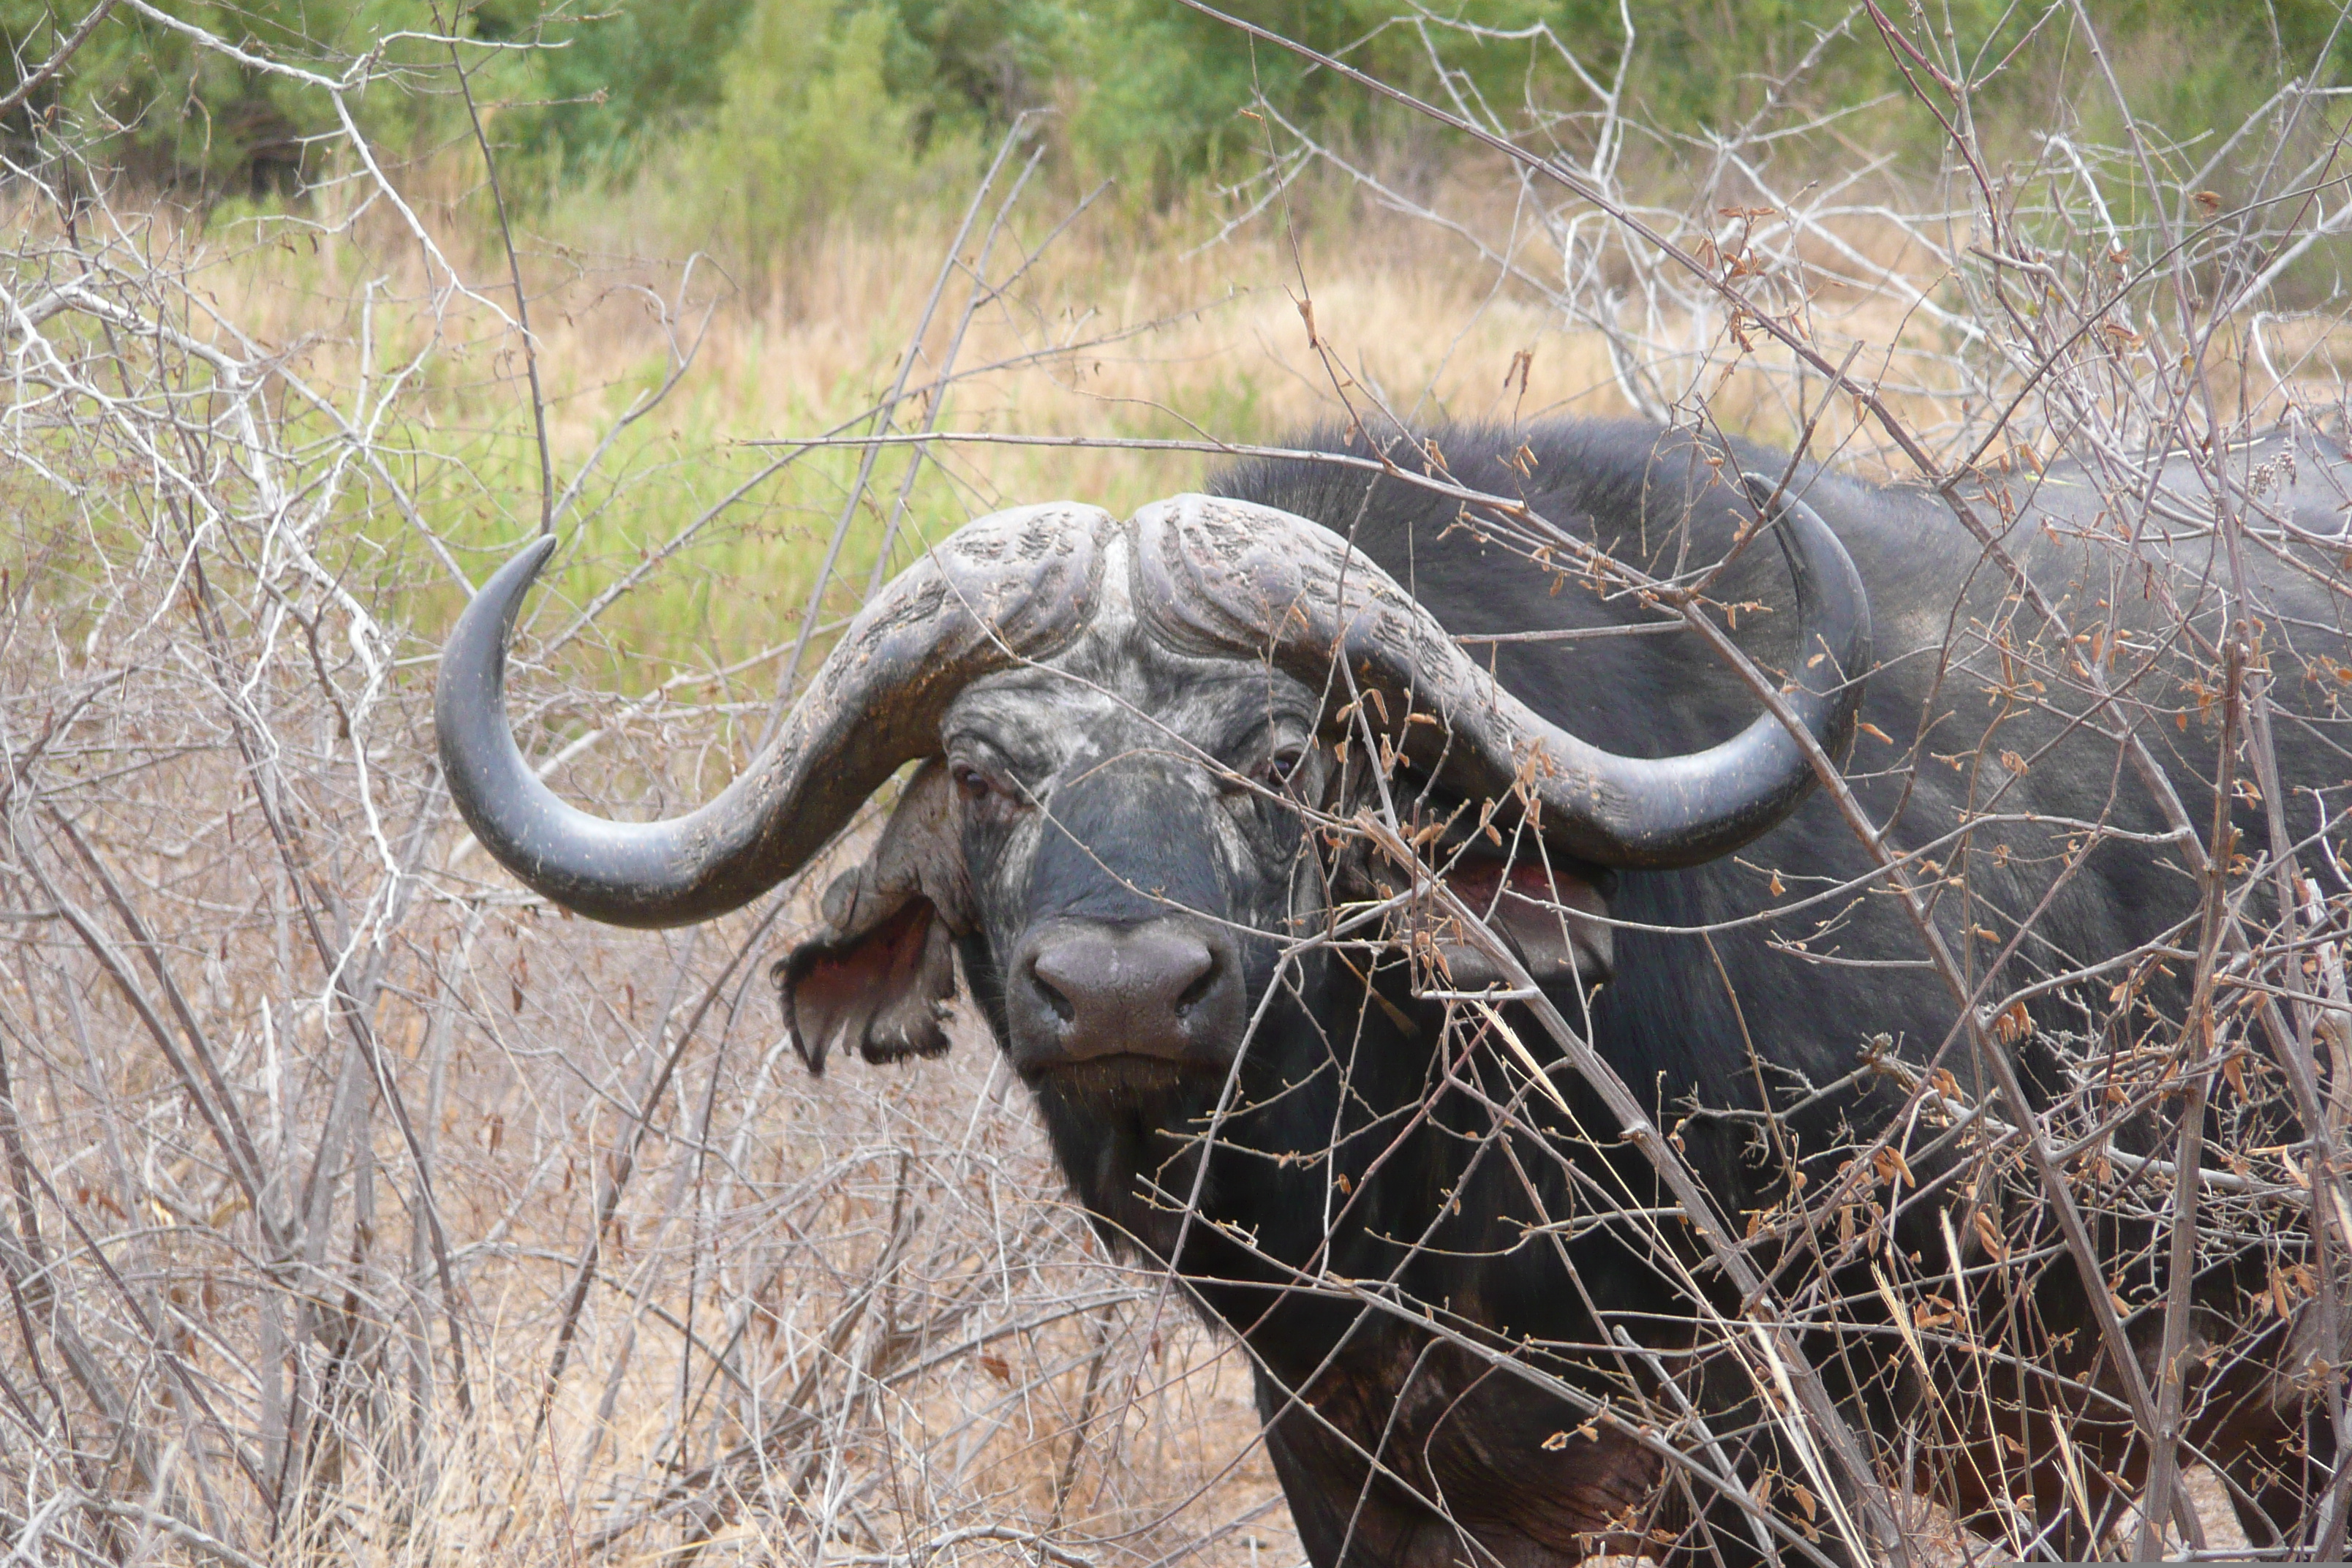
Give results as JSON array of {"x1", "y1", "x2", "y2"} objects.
[
  {"x1": 435, "y1": 504, "x2": 1109, "y2": 927},
  {"x1": 1131, "y1": 475, "x2": 1871, "y2": 870}
]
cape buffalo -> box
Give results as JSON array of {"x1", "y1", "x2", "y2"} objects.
[{"x1": 437, "y1": 419, "x2": 2348, "y2": 1566}]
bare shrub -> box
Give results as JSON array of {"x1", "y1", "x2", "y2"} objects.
[{"x1": 3, "y1": 2, "x2": 2351, "y2": 1564}]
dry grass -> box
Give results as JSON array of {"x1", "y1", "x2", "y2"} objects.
[
  {"x1": 10, "y1": 10, "x2": 2352, "y2": 1566},
  {"x1": 11, "y1": 154, "x2": 1670, "y2": 1568}
]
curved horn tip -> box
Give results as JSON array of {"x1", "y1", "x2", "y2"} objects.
[
  {"x1": 482, "y1": 533, "x2": 560, "y2": 627},
  {"x1": 1736, "y1": 467, "x2": 1869, "y2": 611},
  {"x1": 1737, "y1": 470, "x2": 1812, "y2": 531},
  {"x1": 435, "y1": 535, "x2": 564, "y2": 877},
  {"x1": 436, "y1": 535, "x2": 559, "y2": 734}
]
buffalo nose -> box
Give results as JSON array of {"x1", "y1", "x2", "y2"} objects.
[{"x1": 1012, "y1": 918, "x2": 1242, "y2": 1068}]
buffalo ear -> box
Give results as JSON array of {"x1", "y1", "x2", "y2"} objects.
[
  {"x1": 776, "y1": 761, "x2": 972, "y2": 1074},
  {"x1": 1433, "y1": 853, "x2": 1614, "y2": 990},
  {"x1": 782, "y1": 903, "x2": 957, "y2": 1073}
]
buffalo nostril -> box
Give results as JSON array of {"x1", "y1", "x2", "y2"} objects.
[
  {"x1": 1028, "y1": 960, "x2": 1077, "y2": 1026},
  {"x1": 1172, "y1": 949, "x2": 1221, "y2": 1017},
  {"x1": 1018, "y1": 920, "x2": 1238, "y2": 1065}
]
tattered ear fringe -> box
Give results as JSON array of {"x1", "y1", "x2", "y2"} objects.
[
  {"x1": 857, "y1": 1003, "x2": 959, "y2": 1066},
  {"x1": 778, "y1": 899, "x2": 958, "y2": 1077}
]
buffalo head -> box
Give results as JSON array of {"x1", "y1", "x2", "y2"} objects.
[{"x1": 436, "y1": 483, "x2": 1869, "y2": 1202}]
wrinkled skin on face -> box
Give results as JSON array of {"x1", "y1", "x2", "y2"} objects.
[
  {"x1": 945, "y1": 658, "x2": 1316, "y2": 1028},
  {"x1": 777, "y1": 580, "x2": 1609, "y2": 1262},
  {"x1": 943, "y1": 644, "x2": 1327, "y2": 1226}
]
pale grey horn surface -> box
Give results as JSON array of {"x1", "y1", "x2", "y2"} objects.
[
  {"x1": 1130, "y1": 480, "x2": 1871, "y2": 870},
  {"x1": 435, "y1": 504, "x2": 1111, "y2": 927}
]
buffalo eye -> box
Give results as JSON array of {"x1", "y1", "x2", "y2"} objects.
[
  {"x1": 952, "y1": 763, "x2": 1005, "y2": 809},
  {"x1": 947, "y1": 743, "x2": 1030, "y2": 824},
  {"x1": 1256, "y1": 746, "x2": 1309, "y2": 796}
]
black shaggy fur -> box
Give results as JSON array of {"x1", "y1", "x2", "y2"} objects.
[{"x1": 866, "y1": 420, "x2": 2351, "y2": 1565}]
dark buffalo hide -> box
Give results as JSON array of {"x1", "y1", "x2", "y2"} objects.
[
  {"x1": 1118, "y1": 421, "x2": 2345, "y2": 1564},
  {"x1": 873, "y1": 421, "x2": 2348, "y2": 1567},
  {"x1": 449, "y1": 414, "x2": 2352, "y2": 1567}
]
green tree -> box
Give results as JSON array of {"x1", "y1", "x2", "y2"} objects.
[
  {"x1": 664, "y1": 0, "x2": 932, "y2": 263},
  {"x1": 494, "y1": 0, "x2": 754, "y2": 176},
  {"x1": 1, "y1": 0, "x2": 442, "y2": 193}
]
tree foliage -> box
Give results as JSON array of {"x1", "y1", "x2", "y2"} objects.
[
  {"x1": 0, "y1": 0, "x2": 449, "y2": 190},
  {"x1": 4, "y1": 0, "x2": 2348, "y2": 207}
]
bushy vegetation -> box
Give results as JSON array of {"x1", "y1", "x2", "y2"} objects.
[
  {"x1": 10, "y1": 0, "x2": 2352, "y2": 1561},
  {"x1": 8, "y1": 0, "x2": 2346, "y2": 233}
]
